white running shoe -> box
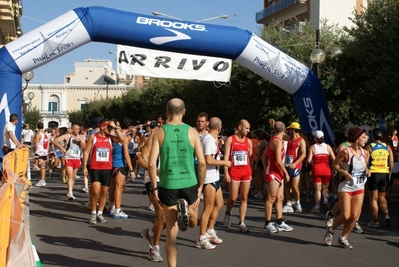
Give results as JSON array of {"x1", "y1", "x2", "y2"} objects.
[
  {"x1": 352, "y1": 221, "x2": 364, "y2": 233},
  {"x1": 35, "y1": 180, "x2": 46, "y2": 187},
  {"x1": 196, "y1": 238, "x2": 216, "y2": 250},
  {"x1": 113, "y1": 210, "x2": 129, "y2": 219},
  {"x1": 177, "y1": 199, "x2": 189, "y2": 231},
  {"x1": 147, "y1": 203, "x2": 154, "y2": 211},
  {"x1": 325, "y1": 211, "x2": 334, "y2": 227},
  {"x1": 148, "y1": 245, "x2": 164, "y2": 262},
  {"x1": 206, "y1": 231, "x2": 223, "y2": 244},
  {"x1": 237, "y1": 222, "x2": 250, "y2": 233},
  {"x1": 263, "y1": 222, "x2": 278, "y2": 233},
  {"x1": 67, "y1": 192, "x2": 76, "y2": 201},
  {"x1": 282, "y1": 204, "x2": 294, "y2": 213},
  {"x1": 276, "y1": 221, "x2": 293, "y2": 232},
  {"x1": 311, "y1": 206, "x2": 320, "y2": 213},
  {"x1": 295, "y1": 203, "x2": 303, "y2": 213}
]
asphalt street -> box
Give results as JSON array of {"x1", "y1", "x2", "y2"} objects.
[{"x1": 28, "y1": 169, "x2": 399, "y2": 267}]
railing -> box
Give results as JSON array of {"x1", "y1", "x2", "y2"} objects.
[
  {"x1": 256, "y1": 0, "x2": 302, "y2": 22},
  {"x1": 39, "y1": 110, "x2": 68, "y2": 115}
]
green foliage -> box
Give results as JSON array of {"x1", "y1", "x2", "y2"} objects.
[
  {"x1": 336, "y1": 0, "x2": 399, "y2": 125},
  {"x1": 23, "y1": 108, "x2": 41, "y2": 128}
]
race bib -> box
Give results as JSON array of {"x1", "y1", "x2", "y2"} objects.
[
  {"x1": 349, "y1": 170, "x2": 367, "y2": 190},
  {"x1": 233, "y1": 151, "x2": 247, "y2": 166},
  {"x1": 71, "y1": 147, "x2": 80, "y2": 158},
  {"x1": 96, "y1": 148, "x2": 110, "y2": 162},
  {"x1": 285, "y1": 155, "x2": 293, "y2": 167}
]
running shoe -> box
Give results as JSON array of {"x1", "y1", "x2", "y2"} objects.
[
  {"x1": 82, "y1": 187, "x2": 89, "y2": 193},
  {"x1": 311, "y1": 206, "x2": 320, "y2": 213},
  {"x1": 324, "y1": 227, "x2": 334, "y2": 246},
  {"x1": 147, "y1": 203, "x2": 154, "y2": 211},
  {"x1": 338, "y1": 237, "x2": 353, "y2": 250},
  {"x1": 89, "y1": 214, "x2": 97, "y2": 225},
  {"x1": 113, "y1": 210, "x2": 129, "y2": 219},
  {"x1": 295, "y1": 203, "x2": 303, "y2": 213},
  {"x1": 97, "y1": 214, "x2": 107, "y2": 224},
  {"x1": 325, "y1": 211, "x2": 334, "y2": 227},
  {"x1": 237, "y1": 222, "x2": 250, "y2": 233},
  {"x1": 367, "y1": 220, "x2": 380, "y2": 228},
  {"x1": 35, "y1": 180, "x2": 46, "y2": 187},
  {"x1": 282, "y1": 204, "x2": 294, "y2": 213},
  {"x1": 254, "y1": 191, "x2": 263, "y2": 199},
  {"x1": 206, "y1": 231, "x2": 223, "y2": 244},
  {"x1": 196, "y1": 238, "x2": 216, "y2": 250},
  {"x1": 177, "y1": 199, "x2": 189, "y2": 231},
  {"x1": 384, "y1": 216, "x2": 391, "y2": 227},
  {"x1": 33, "y1": 165, "x2": 40, "y2": 171},
  {"x1": 276, "y1": 221, "x2": 293, "y2": 232},
  {"x1": 222, "y1": 213, "x2": 231, "y2": 228},
  {"x1": 353, "y1": 221, "x2": 364, "y2": 234},
  {"x1": 62, "y1": 177, "x2": 68, "y2": 184},
  {"x1": 141, "y1": 229, "x2": 153, "y2": 245},
  {"x1": 48, "y1": 170, "x2": 53, "y2": 179},
  {"x1": 263, "y1": 222, "x2": 278, "y2": 234},
  {"x1": 67, "y1": 192, "x2": 76, "y2": 201},
  {"x1": 75, "y1": 175, "x2": 80, "y2": 179},
  {"x1": 148, "y1": 246, "x2": 164, "y2": 262}
]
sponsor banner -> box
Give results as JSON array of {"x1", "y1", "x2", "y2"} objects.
[
  {"x1": 5, "y1": 10, "x2": 91, "y2": 73},
  {"x1": 117, "y1": 45, "x2": 232, "y2": 82},
  {"x1": 235, "y1": 34, "x2": 309, "y2": 94}
]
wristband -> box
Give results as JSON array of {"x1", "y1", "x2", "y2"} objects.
[{"x1": 150, "y1": 185, "x2": 159, "y2": 193}]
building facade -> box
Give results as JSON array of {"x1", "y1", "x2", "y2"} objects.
[
  {"x1": 23, "y1": 58, "x2": 146, "y2": 129},
  {"x1": 0, "y1": 0, "x2": 22, "y2": 47},
  {"x1": 256, "y1": 0, "x2": 370, "y2": 29}
]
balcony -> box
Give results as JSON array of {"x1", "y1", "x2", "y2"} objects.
[
  {"x1": 39, "y1": 110, "x2": 68, "y2": 116},
  {"x1": 256, "y1": 0, "x2": 306, "y2": 24}
]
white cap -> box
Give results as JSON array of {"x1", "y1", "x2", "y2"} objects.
[{"x1": 313, "y1": 130, "x2": 324, "y2": 139}]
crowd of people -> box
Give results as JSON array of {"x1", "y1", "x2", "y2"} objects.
[{"x1": 2, "y1": 100, "x2": 398, "y2": 266}]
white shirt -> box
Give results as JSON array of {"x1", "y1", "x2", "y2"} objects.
[
  {"x1": 21, "y1": 129, "x2": 34, "y2": 143},
  {"x1": 3, "y1": 122, "x2": 17, "y2": 149},
  {"x1": 202, "y1": 133, "x2": 222, "y2": 184}
]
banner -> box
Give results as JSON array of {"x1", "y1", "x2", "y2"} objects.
[{"x1": 116, "y1": 45, "x2": 232, "y2": 82}]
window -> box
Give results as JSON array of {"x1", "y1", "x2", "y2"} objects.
[{"x1": 48, "y1": 94, "x2": 59, "y2": 112}]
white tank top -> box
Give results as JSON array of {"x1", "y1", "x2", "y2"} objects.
[
  {"x1": 35, "y1": 132, "x2": 49, "y2": 156},
  {"x1": 338, "y1": 147, "x2": 367, "y2": 192}
]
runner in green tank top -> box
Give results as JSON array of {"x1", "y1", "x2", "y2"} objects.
[{"x1": 148, "y1": 98, "x2": 205, "y2": 267}]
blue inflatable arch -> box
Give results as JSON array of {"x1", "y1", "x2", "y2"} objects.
[{"x1": 0, "y1": 6, "x2": 334, "y2": 144}]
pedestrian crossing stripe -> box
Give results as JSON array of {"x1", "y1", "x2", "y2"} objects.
[{"x1": 32, "y1": 244, "x2": 42, "y2": 267}]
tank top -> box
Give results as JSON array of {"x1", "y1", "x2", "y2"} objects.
[
  {"x1": 159, "y1": 124, "x2": 196, "y2": 189},
  {"x1": 392, "y1": 136, "x2": 398, "y2": 151},
  {"x1": 311, "y1": 143, "x2": 331, "y2": 176},
  {"x1": 128, "y1": 134, "x2": 139, "y2": 154},
  {"x1": 89, "y1": 134, "x2": 113, "y2": 170},
  {"x1": 369, "y1": 142, "x2": 390, "y2": 173},
  {"x1": 285, "y1": 136, "x2": 303, "y2": 170},
  {"x1": 266, "y1": 136, "x2": 285, "y2": 179},
  {"x1": 35, "y1": 132, "x2": 49, "y2": 156},
  {"x1": 112, "y1": 140, "x2": 125, "y2": 168},
  {"x1": 338, "y1": 147, "x2": 367, "y2": 192},
  {"x1": 229, "y1": 135, "x2": 251, "y2": 171},
  {"x1": 64, "y1": 134, "x2": 82, "y2": 159}
]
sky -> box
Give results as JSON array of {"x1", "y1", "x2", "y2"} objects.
[{"x1": 21, "y1": 0, "x2": 263, "y2": 84}]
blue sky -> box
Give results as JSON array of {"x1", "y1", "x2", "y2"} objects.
[{"x1": 21, "y1": 0, "x2": 263, "y2": 84}]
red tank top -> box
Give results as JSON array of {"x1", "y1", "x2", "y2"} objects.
[
  {"x1": 89, "y1": 134, "x2": 113, "y2": 170},
  {"x1": 229, "y1": 135, "x2": 251, "y2": 172},
  {"x1": 285, "y1": 136, "x2": 303, "y2": 170},
  {"x1": 267, "y1": 136, "x2": 285, "y2": 178}
]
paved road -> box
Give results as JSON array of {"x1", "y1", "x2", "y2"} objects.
[{"x1": 28, "y1": 170, "x2": 399, "y2": 267}]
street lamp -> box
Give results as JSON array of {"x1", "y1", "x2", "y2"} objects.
[
  {"x1": 152, "y1": 11, "x2": 228, "y2": 22},
  {"x1": 22, "y1": 71, "x2": 34, "y2": 91},
  {"x1": 109, "y1": 51, "x2": 119, "y2": 85},
  {"x1": 26, "y1": 92, "x2": 35, "y2": 111},
  {"x1": 310, "y1": 29, "x2": 341, "y2": 77}
]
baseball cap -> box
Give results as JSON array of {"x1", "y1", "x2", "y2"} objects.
[
  {"x1": 313, "y1": 130, "x2": 324, "y2": 139},
  {"x1": 93, "y1": 117, "x2": 102, "y2": 127},
  {"x1": 287, "y1": 122, "x2": 301, "y2": 130}
]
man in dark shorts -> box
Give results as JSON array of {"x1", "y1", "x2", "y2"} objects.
[{"x1": 149, "y1": 98, "x2": 206, "y2": 267}]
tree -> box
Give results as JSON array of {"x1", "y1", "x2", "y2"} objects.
[
  {"x1": 336, "y1": 0, "x2": 399, "y2": 125},
  {"x1": 23, "y1": 108, "x2": 41, "y2": 128}
]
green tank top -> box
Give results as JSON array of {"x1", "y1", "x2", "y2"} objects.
[{"x1": 160, "y1": 124, "x2": 197, "y2": 189}]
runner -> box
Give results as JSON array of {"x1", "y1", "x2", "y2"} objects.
[
  {"x1": 196, "y1": 117, "x2": 231, "y2": 250},
  {"x1": 53, "y1": 124, "x2": 86, "y2": 200},
  {"x1": 34, "y1": 122, "x2": 50, "y2": 187},
  {"x1": 148, "y1": 98, "x2": 205, "y2": 267},
  {"x1": 262, "y1": 120, "x2": 293, "y2": 233},
  {"x1": 222, "y1": 119, "x2": 253, "y2": 233},
  {"x1": 324, "y1": 127, "x2": 370, "y2": 249},
  {"x1": 83, "y1": 119, "x2": 124, "y2": 224}
]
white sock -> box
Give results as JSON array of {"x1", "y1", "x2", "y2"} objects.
[
  {"x1": 152, "y1": 245, "x2": 160, "y2": 251},
  {"x1": 207, "y1": 229, "x2": 215, "y2": 234},
  {"x1": 199, "y1": 235, "x2": 207, "y2": 241},
  {"x1": 98, "y1": 211, "x2": 103, "y2": 216}
]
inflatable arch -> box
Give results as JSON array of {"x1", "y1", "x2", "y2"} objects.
[{"x1": 0, "y1": 6, "x2": 334, "y2": 145}]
